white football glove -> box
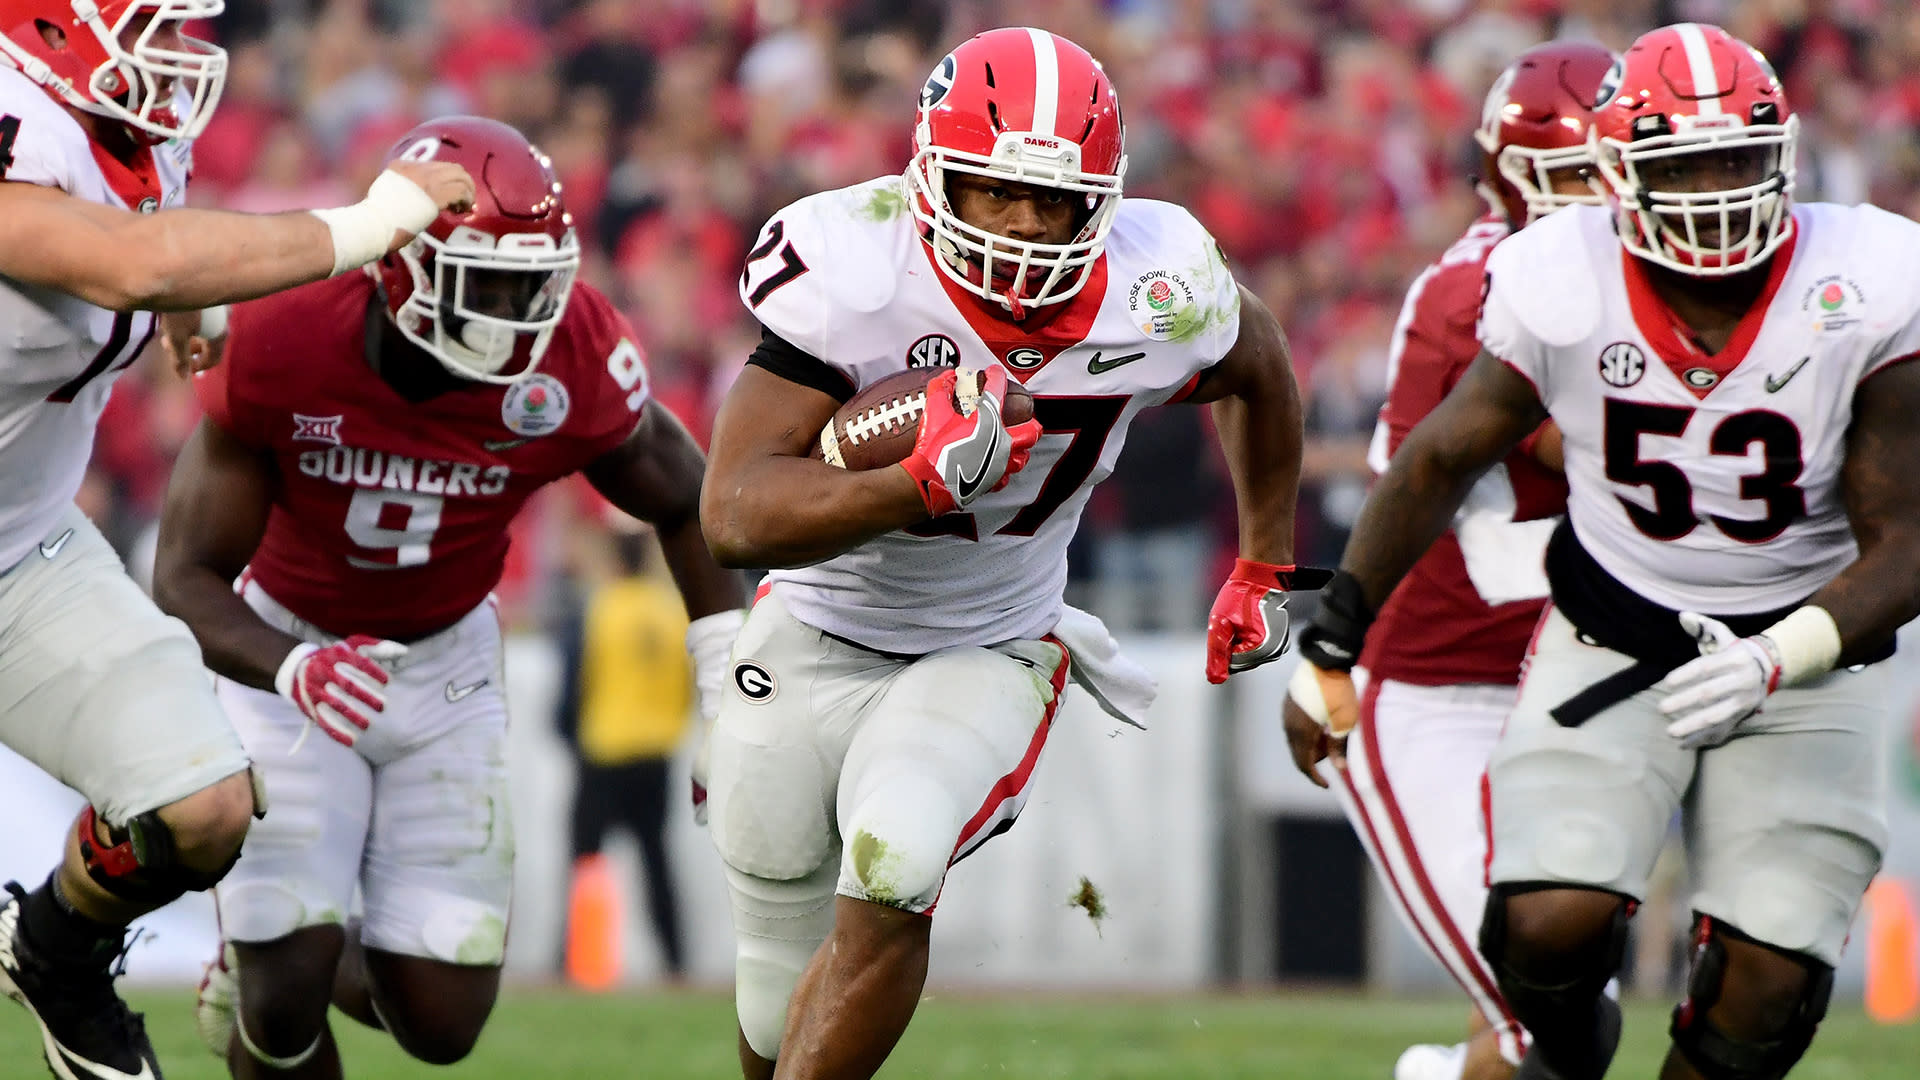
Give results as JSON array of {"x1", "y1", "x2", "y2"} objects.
[
  {"x1": 685, "y1": 609, "x2": 745, "y2": 826},
  {"x1": 1655, "y1": 612, "x2": 1783, "y2": 750},
  {"x1": 276, "y1": 635, "x2": 409, "y2": 754}
]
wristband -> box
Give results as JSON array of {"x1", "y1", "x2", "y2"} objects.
[
  {"x1": 1758, "y1": 605, "x2": 1843, "y2": 686},
  {"x1": 199, "y1": 304, "x2": 229, "y2": 339},
  {"x1": 273, "y1": 642, "x2": 320, "y2": 701},
  {"x1": 1295, "y1": 569, "x2": 1375, "y2": 672},
  {"x1": 308, "y1": 170, "x2": 443, "y2": 276}
]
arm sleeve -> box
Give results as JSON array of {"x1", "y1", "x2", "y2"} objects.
[{"x1": 746, "y1": 325, "x2": 854, "y2": 402}]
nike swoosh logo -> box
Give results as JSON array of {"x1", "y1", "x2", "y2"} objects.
[
  {"x1": 56, "y1": 1048, "x2": 156, "y2": 1080},
  {"x1": 445, "y1": 678, "x2": 490, "y2": 703},
  {"x1": 1764, "y1": 356, "x2": 1811, "y2": 393},
  {"x1": 1086, "y1": 350, "x2": 1147, "y2": 375},
  {"x1": 951, "y1": 412, "x2": 1004, "y2": 503},
  {"x1": 483, "y1": 438, "x2": 530, "y2": 451},
  {"x1": 38, "y1": 528, "x2": 73, "y2": 560}
]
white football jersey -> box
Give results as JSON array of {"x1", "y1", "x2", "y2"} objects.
[
  {"x1": 744, "y1": 175, "x2": 1241, "y2": 653},
  {"x1": 0, "y1": 67, "x2": 189, "y2": 570},
  {"x1": 1480, "y1": 201, "x2": 1920, "y2": 614}
]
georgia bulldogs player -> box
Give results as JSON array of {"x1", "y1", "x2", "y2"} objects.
[
  {"x1": 0, "y1": 4, "x2": 474, "y2": 1078},
  {"x1": 699, "y1": 26, "x2": 1305, "y2": 1080},
  {"x1": 150, "y1": 117, "x2": 741, "y2": 1079},
  {"x1": 1288, "y1": 23, "x2": 1920, "y2": 1080},
  {"x1": 1305, "y1": 42, "x2": 1614, "y2": 1080}
]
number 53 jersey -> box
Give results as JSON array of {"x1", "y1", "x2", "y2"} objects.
[
  {"x1": 195, "y1": 274, "x2": 651, "y2": 640},
  {"x1": 1479, "y1": 201, "x2": 1920, "y2": 615},
  {"x1": 742, "y1": 176, "x2": 1243, "y2": 655}
]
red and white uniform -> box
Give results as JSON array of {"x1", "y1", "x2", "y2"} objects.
[
  {"x1": 1330, "y1": 217, "x2": 1568, "y2": 1065},
  {"x1": 199, "y1": 273, "x2": 650, "y2": 963},
  {"x1": 0, "y1": 66, "x2": 248, "y2": 824}
]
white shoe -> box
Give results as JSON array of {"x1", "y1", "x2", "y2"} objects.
[
  {"x1": 1394, "y1": 1041, "x2": 1468, "y2": 1080},
  {"x1": 195, "y1": 942, "x2": 238, "y2": 1058}
]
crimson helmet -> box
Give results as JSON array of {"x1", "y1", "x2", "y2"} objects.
[
  {"x1": 1589, "y1": 23, "x2": 1796, "y2": 276},
  {"x1": 0, "y1": 1, "x2": 225, "y2": 144},
  {"x1": 375, "y1": 116, "x2": 581, "y2": 384},
  {"x1": 1474, "y1": 40, "x2": 1616, "y2": 226},
  {"x1": 907, "y1": 27, "x2": 1126, "y2": 318}
]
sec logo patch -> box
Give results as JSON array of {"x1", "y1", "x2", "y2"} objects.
[
  {"x1": 732, "y1": 661, "x2": 777, "y2": 702},
  {"x1": 500, "y1": 373, "x2": 571, "y2": 437}
]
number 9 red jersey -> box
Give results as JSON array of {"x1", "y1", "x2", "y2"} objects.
[{"x1": 195, "y1": 273, "x2": 651, "y2": 640}]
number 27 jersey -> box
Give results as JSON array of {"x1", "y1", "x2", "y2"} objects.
[
  {"x1": 1479, "y1": 201, "x2": 1920, "y2": 614},
  {"x1": 743, "y1": 176, "x2": 1242, "y2": 654}
]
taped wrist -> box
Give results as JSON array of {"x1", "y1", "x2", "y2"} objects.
[
  {"x1": 198, "y1": 304, "x2": 229, "y2": 340},
  {"x1": 1296, "y1": 569, "x2": 1374, "y2": 672},
  {"x1": 274, "y1": 642, "x2": 320, "y2": 703},
  {"x1": 307, "y1": 170, "x2": 442, "y2": 277},
  {"x1": 1757, "y1": 605, "x2": 1842, "y2": 687}
]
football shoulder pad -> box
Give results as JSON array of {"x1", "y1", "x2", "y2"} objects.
[
  {"x1": 739, "y1": 176, "x2": 914, "y2": 361},
  {"x1": 1481, "y1": 205, "x2": 1605, "y2": 349}
]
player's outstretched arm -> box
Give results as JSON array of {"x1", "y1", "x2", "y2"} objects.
[
  {"x1": 0, "y1": 160, "x2": 474, "y2": 312},
  {"x1": 1186, "y1": 284, "x2": 1302, "y2": 565},
  {"x1": 701, "y1": 366, "x2": 932, "y2": 569},
  {"x1": 1340, "y1": 350, "x2": 1546, "y2": 608},
  {"x1": 1814, "y1": 359, "x2": 1920, "y2": 662},
  {"x1": 584, "y1": 400, "x2": 745, "y2": 621},
  {"x1": 151, "y1": 418, "x2": 305, "y2": 689}
]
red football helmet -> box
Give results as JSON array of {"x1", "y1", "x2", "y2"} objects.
[
  {"x1": 1589, "y1": 23, "x2": 1796, "y2": 276},
  {"x1": 1474, "y1": 40, "x2": 1616, "y2": 226},
  {"x1": 0, "y1": 1, "x2": 226, "y2": 144},
  {"x1": 907, "y1": 26, "x2": 1126, "y2": 318},
  {"x1": 375, "y1": 116, "x2": 581, "y2": 384}
]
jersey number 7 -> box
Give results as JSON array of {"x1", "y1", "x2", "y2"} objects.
[{"x1": 906, "y1": 396, "x2": 1128, "y2": 539}]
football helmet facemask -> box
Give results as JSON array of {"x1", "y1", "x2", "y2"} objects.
[
  {"x1": 1474, "y1": 39, "x2": 1616, "y2": 226},
  {"x1": 0, "y1": 0, "x2": 226, "y2": 144}
]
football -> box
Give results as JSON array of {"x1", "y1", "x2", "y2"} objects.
[{"x1": 814, "y1": 367, "x2": 1035, "y2": 470}]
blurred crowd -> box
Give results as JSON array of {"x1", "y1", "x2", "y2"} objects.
[{"x1": 87, "y1": 0, "x2": 1920, "y2": 631}]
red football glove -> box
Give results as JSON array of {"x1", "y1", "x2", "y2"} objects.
[
  {"x1": 1206, "y1": 558, "x2": 1298, "y2": 684},
  {"x1": 275, "y1": 635, "x2": 409, "y2": 751},
  {"x1": 898, "y1": 366, "x2": 1042, "y2": 517}
]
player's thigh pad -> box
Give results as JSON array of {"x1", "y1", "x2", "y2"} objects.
[
  {"x1": 0, "y1": 507, "x2": 248, "y2": 823},
  {"x1": 360, "y1": 603, "x2": 514, "y2": 965},
  {"x1": 707, "y1": 592, "x2": 900, "y2": 881},
  {"x1": 835, "y1": 636, "x2": 1067, "y2": 911},
  {"x1": 214, "y1": 677, "x2": 372, "y2": 944},
  {"x1": 1688, "y1": 663, "x2": 1889, "y2": 965},
  {"x1": 1487, "y1": 608, "x2": 1692, "y2": 899}
]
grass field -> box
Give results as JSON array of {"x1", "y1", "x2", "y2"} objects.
[{"x1": 6, "y1": 989, "x2": 1910, "y2": 1079}]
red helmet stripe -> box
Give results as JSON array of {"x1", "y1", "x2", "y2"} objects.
[
  {"x1": 1025, "y1": 26, "x2": 1060, "y2": 137},
  {"x1": 1674, "y1": 23, "x2": 1724, "y2": 116}
]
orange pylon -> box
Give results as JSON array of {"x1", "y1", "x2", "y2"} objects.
[
  {"x1": 1863, "y1": 876, "x2": 1919, "y2": 1024},
  {"x1": 565, "y1": 853, "x2": 623, "y2": 991}
]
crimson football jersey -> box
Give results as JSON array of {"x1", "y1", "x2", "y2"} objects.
[
  {"x1": 196, "y1": 274, "x2": 650, "y2": 640},
  {"x1": 1359, "y1": 217, "x2": 1569, "y2": 686}
]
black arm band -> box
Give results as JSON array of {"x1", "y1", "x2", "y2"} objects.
[
  {"x1": 1296, "y1": 569, "x2": 1376, "y2": 672},
  {"x1": 746, "y1": 325, "x2": 854, "y2": 403}
]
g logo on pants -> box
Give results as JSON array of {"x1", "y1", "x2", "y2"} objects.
[{"x1": 733, "y1": 660, "x2": 777, "y2": 702}]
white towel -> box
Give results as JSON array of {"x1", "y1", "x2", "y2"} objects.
[{"x1": 1051, "y1": 605, "x2": 1158, "y2": 729}]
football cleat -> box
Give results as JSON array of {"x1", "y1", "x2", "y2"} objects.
[
  {"x1": 195, "y1": 942, "x2": 238, "y2": 1058},
  {"x1": 0, "y1": 881, "x2": 161, "y2": 1080}
]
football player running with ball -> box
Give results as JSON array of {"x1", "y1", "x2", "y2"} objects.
[
  {"x1": 1321, "y1": 41, "x2": 1615, "y2": 1080},
  {"x1": 700, "y1": 26, "x2": 1306, "y2": 1080},
  {"x1": 151, "y1": 117, "x2": 741, "y2": 1079},
  {"x1": 1287, "y1": 23, "x2": 1920, "y2": 1080},
  {"x1": 0, "y1": 4, "x2": 473, "y2": 1078}
]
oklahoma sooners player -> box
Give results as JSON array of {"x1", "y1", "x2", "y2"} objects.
[
  {"x1": 0, "y1": 4, "x2": 472, "y2": 1078},
  {"x1": 1310, "y1": 42, "x2": 1613, "y2": 1080},
  {"x1": 1288, "y1": 23, "x2": 1920, "y2": 1080},
  {"x1": 701, "y1": 27, "x2": 1304, "y2": 1080},
  {"x1": 150, "y1": 117, "x2": 742, "y2": 1079}
]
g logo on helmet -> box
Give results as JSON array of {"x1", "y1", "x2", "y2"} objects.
[
  {"x1": 732, "y1": 661, "x2": 777, "y2": 703},
  {"x1": 920, "y1": 54, "x2": 956, "y2": 110}
]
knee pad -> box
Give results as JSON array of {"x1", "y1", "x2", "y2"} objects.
[
  {"x1": 726, "y1": 861, "x2": 837, "y2": 1061},
  {"x1": 1479, "y1": 883, "x2": 1630, "y2": 1080},
  {"x1": 78, "y1": 805, "x2": 240, "y2": 906},
  {"x1": 839, "y1": 779, "x2": 959, "y2": 911},
  {"x1": 1669, "y1": 917, "x2": 1833, "y2": 1080}
]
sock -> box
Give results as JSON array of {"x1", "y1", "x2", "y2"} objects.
[{"x1": 19, "y1": 873, "x2": 125, "y2": 967}]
